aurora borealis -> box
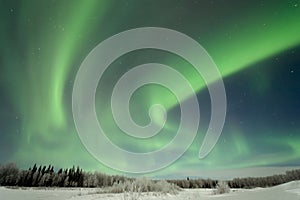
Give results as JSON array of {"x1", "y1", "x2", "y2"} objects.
[{"x1": 0, "y1": 0, "x2": 299, "y2": 178}]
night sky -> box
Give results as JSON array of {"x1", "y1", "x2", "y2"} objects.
[{"x1": 0, "y1": 0, "x2": 299, "y2": 179}]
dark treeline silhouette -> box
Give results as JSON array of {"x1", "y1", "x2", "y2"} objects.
[
  {"x1": 167, "y1": 169, "x2": 300, "y2": 189},
  {"x1": 0, "y1": 163, "x2": 299, "y2": 188},
  {"x1": 168, "y1": 178, "x2": 217, "y2": 189},
  {"x1": 0, "y1": 163, "x2": 129, "y2": 187},
  {"x1": 227, "y1": 169, "x2": 300, "y2": 188}
]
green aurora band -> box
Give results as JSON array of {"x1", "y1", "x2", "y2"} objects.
[{"x1": 0, "y1": 0, "x2": 299, "y2": 176}]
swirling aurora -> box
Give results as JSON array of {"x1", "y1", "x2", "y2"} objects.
[{"x1": 0, "y1": 0, "x2": 299, "y2": 178}]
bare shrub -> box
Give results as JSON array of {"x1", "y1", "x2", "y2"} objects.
[
  {"x1": 104, "y1": 177, "x2": 180, "y2": 195},
  {"x1": 122, "y1": 181, "x2": 141, "y2": 200},
  {"x1": 213, "y1": 180, "x2": 230, "y2": 195},
  {"x1": 153, "y1": 180, "x2": 180, "y2": 195}
]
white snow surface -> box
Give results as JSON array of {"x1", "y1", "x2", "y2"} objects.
[{"x1": 0, "y1": 181, "x2": 299, "y2": 200}]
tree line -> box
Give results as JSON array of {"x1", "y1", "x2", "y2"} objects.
[
  {"x1": 0, "y1": 162, "x2": 299, "y2": 189},
  {"x1": 167, "y1": 169, "x2": 300, "y2": 189},
  {"x1": 0, "y1": 163, "x2": 129, "y2": 187},
  {"x1": 228, "y1": 169, "x2": 300, "y2": 188}
]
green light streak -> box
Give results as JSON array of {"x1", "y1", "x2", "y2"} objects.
[
  {"x1": 147, "y1": 4, "x2": 300, "y2": 112},
  {"x1": 18, "y1": 1, "x2": 110, "y2": 141},
  {"x1": 50, "y1": 0, "x2": 105, "y2": 126},
  {"x1": 9, "y1": 1, "x2": 112, "y2": 169}
]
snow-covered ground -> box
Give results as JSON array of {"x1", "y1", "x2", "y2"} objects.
[{"x1": 0, "y1": 181, "x2": 299, "y2": 200}]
